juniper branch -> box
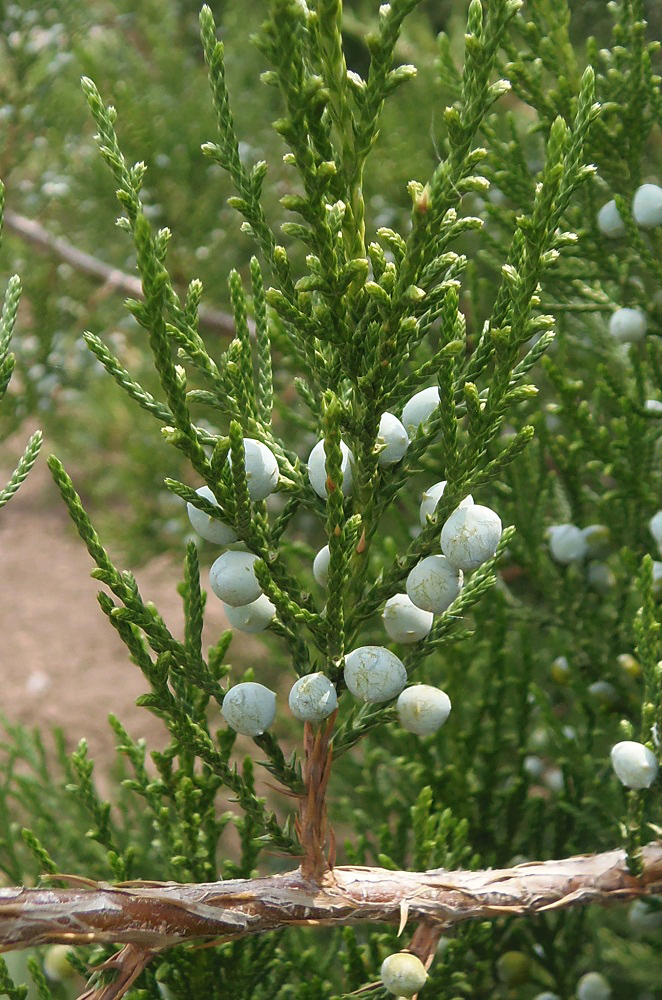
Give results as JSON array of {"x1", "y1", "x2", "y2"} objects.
[{"x1": 0, "y1": 845, "x2": 660, "y2": 959}]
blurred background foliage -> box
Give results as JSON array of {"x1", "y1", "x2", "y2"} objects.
[
  {"x1": 1, "y1": 1, "x2": 662, "y2": 998},
  {"x1": 1, "y1": 0, "x2": 655, "y2": 560},
  {"x1": 0, "y1": 0, "x2": 436, "y2": 558}
]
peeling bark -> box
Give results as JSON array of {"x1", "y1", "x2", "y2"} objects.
[
  {"x1": 296, "y1": 712, "x2": 336, "y2": 880},
  {"x1": 1, "y1": 843, "x2": 660, "y2": 956}
]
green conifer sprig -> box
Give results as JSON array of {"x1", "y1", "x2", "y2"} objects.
[
  {"x1": 133, "y1": 215, "x2": 206, "y2": 467},
  {"x1": 3, "y1": 2, "x2": 661, "y2": 994},
  {"x1": 392, "y1": 0, "x2": 518, "y2": 303},
  {"x1": 183, "y1": 543, "x2": 206, "y2": 663},
  {"x1": 58, "y1": 0, "x2": 607, "y2": 960},
  {"x1": 250, "y1": 258, "x2": 274, "y2": 424},
  {"x1": 108, "y1": 716, "x2": 189, "y2": 877},
  {"x1": 634, "y1": 556, "x2": 661, "y2": 748},
  {"x1": 19, "y1": 830, "x2": 59, "y2": 879},
  {"x1": 27, "y1": 960, "x2": 57, "y2": 1000},
  {"x1": 48, "y1": 458, "x2": 232, "y2": 715},
  {"x1": 322, "y1": 392, "x2": 347, "y2": 664},
  {"x1": 228, "y1": 273, "x2": 258, "y2": 421},
  {"x1": 0, "y1": 959, "x2": 28, "y2": 1000},
  {"x1": 356, "y1": 0, "x2": 421, "y2": 165},
  {"x1": 66, "y1": 740, "x2": 130, "y2": 881},
  {"x1": 199, "y1": 7, "x2": 285, "y2": 285},
  {"x1": 0, "y1": 430, "x2": 42, "y2": 510},
  {"x1": 71, "y1": 505, "x2": 303, "y2": 852},
  {"x1": 469, "y1": 73, "x2": 598, "y2": 398},
  {"x1": 136, "y1": 686, "x2": 298, "y2": 854},
  {"x1": 228, "y1": 421, "x2": 259, "y2": 543},
  {"x1": 82, "y1": 78, "x2": 220, "y2": 480},
  {"x1": 82, "y1": 332, "x2": 174, "y2": 425},
  {"x1": 253, "y1": 560, "x2": 324, "y2": 639},
  {"x1": 260, "y1": 1, "x2": 342, "y2": 287},
  {"x1": 0, "y1": 187, "x2": 42, "y2": 507},
  {"x1": 0, "y1": 275, "x2": 20, "y2": 361}
]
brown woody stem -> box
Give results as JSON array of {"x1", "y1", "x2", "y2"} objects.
[
  {"x1": 296, "y1": 713, "x2": 337, "y2": 880},
  {"x1": 1, "y1": 843, "x2": 661, "y2": 957}
]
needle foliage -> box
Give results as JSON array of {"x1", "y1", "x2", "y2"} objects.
[{"x1": 1, "y1": 1, "x2": 662, "y2": 997}]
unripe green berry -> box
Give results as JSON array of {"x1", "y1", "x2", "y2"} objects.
[
  {"x1": 187, "y1": 486, "x2": 238, "y2": 545},
  {"x1": 588, "y1": 680, "x2": 618, "y2": 708},
  {"x1": 344, "y1": 646, "x2": 407, "y2": 703},
  {"x1": 548, "y1": 524, "x2": 587, "y2": 564},
  {"x1": 382, "y1": 593, "x2": 433, "y2": 644},
  {"x1": 653, "y1": 561, "x2": 662, "y2": 600},
  {"x1": 43, "y1": 945, "x2": 76, "y2": 982},
  {"x1": 440, "y1": 503, "x2": 502, "y2": 571},
  {"x1": 529, "y1": 725, "x2": 550, "y2": 750},
  {"x1": 380, "y1": 952, "x2": 428, "y2": 997},
  {"x1": 436, "y1": 936, "x2": 451, "y2": 956},
  {"x1": 523, "y1": 755, "x2": 545, "y2": 779},
  {"x1": 231, "y1": 438, "x2": 279, "y2": 501},
  {"x1": 628, "y1": 898, "x2": 662, "y2": 934},
  {"x1": 222, "y1": 682, "x2": 276, "y2": 736},
  {"x1": 576, "y1": 971, "x2": 611, "y2": 1000},
  {"x1": 597, "y1": 199, "x2": 625, "y2": 238},
  {"x1": 313, "y1": 544, "x2": 330, "y2": 587},
  {"x1": 543, "y1": 766, "x2": 564, "y2": 793},
  {"x1": 223, "y1": 595, "x2": 275, "y2": 633},
  {"x1": 420, "y1": 480, "x2": 446, "y2": 525},
  {"x1": 586, "y1": 561, "x2": 615, "y2": 592},
  {"x1": 397, "y1": 684, "x2": 451, "y2": 734},
  {"x1": 377, "y1": 412, "x2": 409, "y2": 466},
  {"x1": 608, "y1": 307, "x2": 647, "y2": 343},
  {"x1": 401, "y1": 386, "x2": 440, "y2": 434},
  {"x1": 289, "y1": 672, "x2": 337, "y2": 722},
  {"x1": 307, "y1": 439, "x2": 353, "y2": 497},
  {"x1": 496, "y1": 951, "x2": 530, "y2": 986},
  {"x1": 649, "y1": 511, "x2": 662, "y2": 548},
  {"x1": 581, "y1": 524, "x2": 610, "y2": 558},
  {"x1": 209, "y1": 551, "x2": 262, "y2": 607},
  {"x1": 406, "y1": 555, "x2": 463, "y2": 614},
  {"x1": 632, "y1": 183, "x2": 662, "y2": 228},
  {"x1": 611, "y1": 740, "x2": 658, "y2": 789},
  {"x1": 617, "y1": 653, "x2": 641, "y2": 679},
  {"x1": 551, "y1": 655, "x2": 570, "y2": 684},
  {"x1": 419, "y1": 481, "x2": 473, "y2": 526}
]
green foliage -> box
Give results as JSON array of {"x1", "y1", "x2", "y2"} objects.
[
  {"x1": 1, "y1": 1, "x2": 662, "y2": 999},
  {"x1": 0, "y1": 182, "x2": 41, "y2": 506}
]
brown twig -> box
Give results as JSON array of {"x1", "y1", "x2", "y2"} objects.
[
  {"x1": 1, "y1": 844, "x2": 661, "y2": 999},
  {"x1": 408, "y1": 921, "x2": 444, "y2": 969},
  {"x1": 3, "y1": 209, "x2": 238, "y2": 337},
  {"x1": 407, "y1": 922, "x2": 445, "y2": 1000},
  {"x1": 76, "y1": 945, "x2": 155, "y2": 1000},
  {"x1": 296, "y1": 712, "x2": 337, "y2": 880}
]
